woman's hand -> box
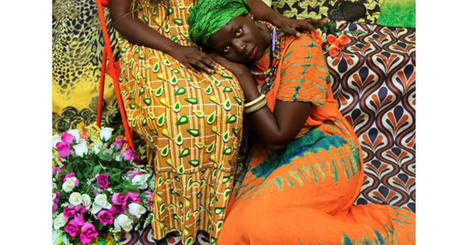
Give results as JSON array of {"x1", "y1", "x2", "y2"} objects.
[
  {"x1": 170, "y1": 46, "x2": 217, "y2": 74},
  {"x1": 276, "y1": 17, "x2": 328, "y2": 37}
]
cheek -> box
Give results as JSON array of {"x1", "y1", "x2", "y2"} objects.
[{"x1": 225, "y1": 52, "x2": 243, "y2": 63}]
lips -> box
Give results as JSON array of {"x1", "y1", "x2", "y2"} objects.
[{"x1": 247, "y1": 46, "x2": 257, "y2": 60}]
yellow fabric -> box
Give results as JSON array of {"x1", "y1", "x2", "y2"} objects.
[
  {"x1": 52, "y1": 0, "x2": 120, "y2": 131},
  {"x1": 117, "y1": 1, "x2": 244, "y2": 244}
]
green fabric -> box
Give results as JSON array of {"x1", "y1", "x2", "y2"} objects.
[
  {"x1": 188, "y1": 0, "x2": 250, "y2": 47},
  {"x1": 376, "y1": 0, "x2": 415, "y2": 28}
]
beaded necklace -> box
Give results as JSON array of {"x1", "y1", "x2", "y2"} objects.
[{"x1": 249, "y1": 26, "x2": 284, "y2": 94}]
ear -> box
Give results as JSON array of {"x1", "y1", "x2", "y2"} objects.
[{"x1": 246, "y1": 13, "x2": 254, "y2": 21}]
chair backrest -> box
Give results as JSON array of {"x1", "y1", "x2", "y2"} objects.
[{"x1": 100, "y1": 0, "x2": 109, "y2": 7}]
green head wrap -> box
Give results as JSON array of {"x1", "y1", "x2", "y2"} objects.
[{"x1": 188, "y1": 0, "x2": 251, "y2": 47}]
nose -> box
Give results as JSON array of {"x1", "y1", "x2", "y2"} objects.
[{"x1": 232, "y1": 38, "x2": 246, "y2": 54}]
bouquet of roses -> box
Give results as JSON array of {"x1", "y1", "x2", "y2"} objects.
[
  {"x1": 312, "y1": 21, "x2": 351, "y2": 58},
  {"x1": 52, "y1": 123, "x2": 154, "y2": 245}
]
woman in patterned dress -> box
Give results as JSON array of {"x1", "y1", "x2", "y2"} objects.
[
  {"x1": 188, "y1": 0, "x2": 415, "y2": 244},
  {"x1": 108, "y1": 0, "x2": 325, "y2": 244}
]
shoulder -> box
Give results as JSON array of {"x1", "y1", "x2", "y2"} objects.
[
  {"x1": 282, "y1": 33, "x2": 316, "y2": 50},
  {"x1": 280, "y1": 34, "x2": 323, "y2": 61}
]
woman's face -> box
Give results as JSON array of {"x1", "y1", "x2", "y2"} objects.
[{"x1": 207, "y1": 14, "x2": 271, "y2": 63}]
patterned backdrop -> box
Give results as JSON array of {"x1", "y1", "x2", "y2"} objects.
[
  {"x1": 327, "y1": 21, "x2": 415, "y2": 212},
  {"x1": 271, "y1": 0, "x2": 383, "y2": 24}
]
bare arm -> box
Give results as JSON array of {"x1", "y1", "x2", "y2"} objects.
[
  {"x1": 212, "y1": 54, "x2": 311, "y2": 150},
  {"x1": 246, "y1": 0, "x2": 328, "y2": 36},
  {"x1": 109, "y1": 0, "x2": 177, "y2": 54},
  {"x1": 108, "y1": 0, "x2": 216, "y2": 73}
]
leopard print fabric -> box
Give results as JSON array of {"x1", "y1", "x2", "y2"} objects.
[{"x1": 52, "y1": 0, "x2": 121, "y2": 132}]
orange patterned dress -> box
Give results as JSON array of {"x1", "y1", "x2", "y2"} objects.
[
  {"x1": 218, "y1": 32, "x2": 415, "y2": 244},
  {"x1": 117, "y1": 1, "x2": 244, "y2": 244}
]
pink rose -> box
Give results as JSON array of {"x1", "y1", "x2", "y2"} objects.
[
  {"x1": 64, "y1": 172, "x2": 79, "y2": 185},
  {"x1": 126, "y1": 170, "x2": 142, "y2": 180},
  {"x1": 64, "y1": 219, "x2": 80, "y2": 237},
  {"x1": 54, "y1": 191, "x2": 60, "y2": 203},
  {"x1": 56, "y1": 142, "x2": 71, "y2": 158},
  {"x1": 97, "y1": 210, "x2": 113, "y2": 226},
  {"x1": 96, "y1": 173, "x2": 109, "y2": 189},
  {"x1": 73, "y1": 213, "x2": 85, "y2": 226},
  {"x1": 122, "y1": 148, "x2": 135, "y2": 161},
  {"x1": 127, "y1": 191, "x2": 141, "y2": 204},
  {"x1": 52, "y1": 166, "x2": 62, "y2": 174},
  {"x1": 108, "y1": 204, "x2": 125, "y2": 215},
  {"x1": 61, "y1": 132, "x2": 74, "y2": 145},
  {"x1": 143, "y1": 190, "x2": 153, "y2": 207},
  {"x1": 113, "y1": 136, "x2": 125, "y2": 151},
  {"x1": 112, "y1": 193, "x2": 128, "y2": 206},
  {"x1": 63, "y1": 206, "x2": 77, "y2": 218},
  {"x1": 53, "y1": 192, "x2": 60, "y2": 212},
  {"x1": 75, "y1": 205, "x2": 87, "y2": 214},
  {"x1": 80, "y1": 222, "x2": 98, "y2": 244}
]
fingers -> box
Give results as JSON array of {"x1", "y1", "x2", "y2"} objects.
[
  {"x1": 283, "y1": 26, "x2": 299, "y2": 37},
  {"x1": 185, "y1": 64, "x2": 200, "y2": 74},
  {"x1": 202, "y1": 54, "x2": 217, "y2": 69},
  {"x1": 307, "y1": 17, "x2": 328, "y2": 26},
  {"x1": 296, "y1": 21, "x2": 315, "y2": 32},
  {"x1": 195, "y1": 60, "x2": 213, "y2": 74}
]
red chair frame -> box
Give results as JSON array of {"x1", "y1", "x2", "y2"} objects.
[{"x1": 95, "y1": 0, "x2": 134, "y2": 149}]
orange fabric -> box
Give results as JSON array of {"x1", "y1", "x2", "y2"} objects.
[{"x1": 217, "y1": 33, "x2": 415, "y2": 244}]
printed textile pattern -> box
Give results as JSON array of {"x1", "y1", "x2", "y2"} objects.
[
  {"x1": 117, "y1": 1, "x2": 244, "y2": 244},
  {"x1": 272, "y1": 0, "x2": 383, "y2": 24},
  {"x1": 52, "y1": 0, "x2": 121, "y2": 131},
  {"x1": 327, "y1": 21, "x2": 415, "y2": 212}
]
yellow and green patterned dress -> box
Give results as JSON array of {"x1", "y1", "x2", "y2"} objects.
[{"x1": 117, "y1": 0, "x2": 244, "y2": 244}]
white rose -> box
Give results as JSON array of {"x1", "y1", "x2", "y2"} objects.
[
  {"x1": 69, "y1": 192, "x2": 83, "y2": 206},
  {"x1": 100, "y1": 127, "x2": 113, "y2": 142},
  {"x1": 131, "y1": 174, "x2": 151, "y2": 189},
  {"x1": 115, "y1": 154, "x2": 123, "y2": 162},
  {"x1": 52, "y1": 134, "x2": 61, "y2": 149},
  {"x1": 82, "y1": 194, "x2": 91, "y2": 209},
  {"x1": 92, "y1": 142, "x2": 104, "y2": 154},
  {"x1": 62, "y1": 178, "x2": 75, "y2": 193},
  {"x1": 53, "y1": 213, "x2": 68, "y2": 230},
  {"x1": 128, "y1": 203, "x2": 146, "y2": 218},
  {"x1": 116, "y1": 214, "x2": 133, "y2": 232},
  {"x1": 91, "y1": 194, "x2": 111, "y2": 214},
  {"x1": 73, "y1": 141, "x2": 88, "y2": 157},
  {"x1": 52, "y1": 192, "x2": 57, "y2": 201},
  {"x1": 67, "y1": 129, "x2": 82, "y2": 143}
]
